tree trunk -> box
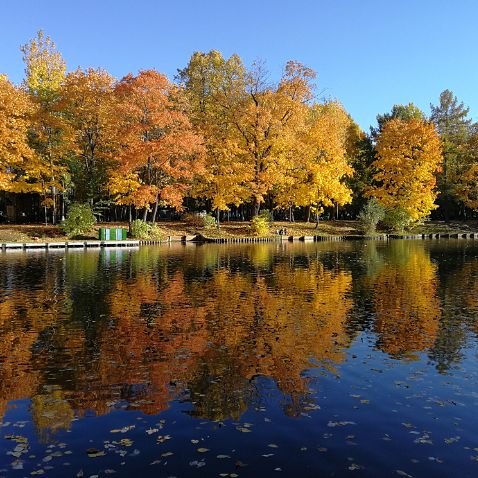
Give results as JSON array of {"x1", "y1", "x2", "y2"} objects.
[
  {"x1": 151, "y1": 196, "x2": 159, "y2": 223},
  {"x1": 142, "y1": 207, "x2": 148, "y2": 222},
  {"x1": 253, "y1": 199, "x2": 260, "y2": 217},
  {"x1": 216, "y1": 208, "x2": 220, "y2": 229},
  {"x1": 306, "y1": 205, "x2": 311, "y2": 223},
  {"x1": 61, "y1": 193, "x2": 66, "y2": 222}
]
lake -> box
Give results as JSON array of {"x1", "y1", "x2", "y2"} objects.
[{"x1": 1, "y1": 240, "x2": 478, "y2": 477}]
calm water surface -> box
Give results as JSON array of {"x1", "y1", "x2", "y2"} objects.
[{"x1": 1, "y1": 240, "x2": 478, "y2": 477}]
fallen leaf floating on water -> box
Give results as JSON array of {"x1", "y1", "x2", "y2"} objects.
[
  {"x1": 110, "y1": 425, "x2": 135, "y2": 433},
  {"x1": 268, "y1": 444, "x2": 279, "y2": 448},
  {"x1": 216, "y1": 455, "x2": 231, "y2": 459},
  {"x1": 396, "y1": 471, "x2": 413, "y2": 478},
  {"x1": 197, "y1": 448, "x2": 210, "y2": 453},
  {"x1": 145, "y1": 428, "x2": 158, "y2": 435},
  {"x1": 11, "y1": 459, "x2": 24, "y2": 470},
  {"x1": 86, "y1": 448, "x2": 106, "y2": 458},
  {"x1": 4, "y1": 435, "x2": 28, "y2": 443},
  {"x1": 444, "y1": 436, "x2": 460, "y2": 444},
  {"x1": 327, "y1": 421, "x2": 356, "y2": 428}
]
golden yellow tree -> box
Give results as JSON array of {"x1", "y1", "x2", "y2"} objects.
[
  {"x1": 237, "y1": 61, "x2": 316, "y2": 215},
  {"x1": 21, "y1": 30, "x2": 69, "y2": 223},
  {"x1": 0, "y1": 74, "x2": 37, "y2": 191},
  {"x1": 275, "y1": 101, "x2": 355, "y2": 217},
  {"x1": 179, "y1": 51, "x2": 251, "y2": 223},
  {"x1": 370, "y1": 118, "x2": 442, "y2": 221}
]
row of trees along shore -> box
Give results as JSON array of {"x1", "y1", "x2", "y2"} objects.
[{"x1": 1, "y1": 31, "x2": 478, "y2": 227}]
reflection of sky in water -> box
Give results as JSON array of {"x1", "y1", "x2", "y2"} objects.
[{"x1": 0, "y1": 241, "x2": 478, "y2": 477}]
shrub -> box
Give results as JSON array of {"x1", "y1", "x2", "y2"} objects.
[
  {"x1": 382, "y1": 207, "x2": 413, "y2": 233},
  {"x1": 250, "y1": 216, "x2": 270, "y2": 236},
  {"x1": 183, "y1": 212, "x2": 217, "y2": 229},
  {"x1": 149, "y1": 224, "x2": 164, "y2": 241},
  {"x1": 130, "y1": 219, "x2": 151, "y2": 239},
  {"x1": 258, "y1": 209, "x2": 274, "y2": 223},
  {"x1": 130, "y1": 219, "x2": 164, "y2": 240},
  {"x1": 202, "y1": 213, "x2": 217, "y2": 229},
  {"x1": 358, "y1": 198, "x2": 385, "y2": 234},
  {"x1": 61, "y1": 203, "x2": 96, "y2": 238}
]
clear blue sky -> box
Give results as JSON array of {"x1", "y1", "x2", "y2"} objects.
[{"x1": 1, "y1": 0, "x2": 477, "y2": 131}]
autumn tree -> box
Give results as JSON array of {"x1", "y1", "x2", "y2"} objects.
[
  {"x1": 61, "y1": 68, "x2": 120, "y2": 205},
  {"x1": 0, "y1": 75, "x2": 36, "y2": 192},
  {"x1": 21, "y1": 30, "x2": 69, "y2": 223},
  {"x1": 369, "y1": 118, "x2": 442, "y2": 222},
  {"x1": 274, "y1": 101, "x2": 356, "y2": 221},
  {"x1": 111, "y1": 70, "x2": 204, "y2": 221},
  {"x1": 178, "y1": 51, "x2": 250, "y2": 224},
  {"x1": 238, "y1": 61, "x2": 316, "y2": 215},
  {"x1": 180, "y1": 55, "x2": 317, "y2": 219}
]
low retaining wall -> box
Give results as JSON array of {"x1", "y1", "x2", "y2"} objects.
[
  {"x1": 1, "y1": 240, "x2": 140, "y2": 250},
  {"x1": 3, "y1": 232, "x2": 478, "y2": 250}
]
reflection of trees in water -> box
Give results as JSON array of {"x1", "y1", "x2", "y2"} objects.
[
  {"x1": 2, "y1": 241, "x2": 478, "y2": 436},
  {"x1": 428, "y1": 247, "x2": 478, "y2": 372},
  {"x1": 0, "y1": 245, "x2": 354, "y2": 431},
  {"x1": 368, "y1": 241, "x2": 441, "y2": 359}
]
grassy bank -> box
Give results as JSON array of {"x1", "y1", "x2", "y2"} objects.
[{"x1": 2, "y1": 220, "x2": 478, "y2": 243}]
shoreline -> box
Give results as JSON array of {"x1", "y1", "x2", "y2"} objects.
[{"x1": 2, "y1": 231, "x2": 478, "y2": 250}]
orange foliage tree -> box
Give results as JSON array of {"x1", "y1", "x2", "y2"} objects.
[
  {"x1": 61, "y1": 67, "x2": 120, "y2": 204},
  {"x1": 0, "y1": 74, "x2": 38, "y2": 192},
  {"x1": 111, "y1": 70, "x2": 204, "y2": 221}
]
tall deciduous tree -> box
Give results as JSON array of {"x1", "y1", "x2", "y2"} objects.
[
  {"x1": 274, "y1": 101, "x2": 355, "y2": 219},
  {"x1": 0, "y1": 75, "x2": 36, "y2": 191},
  {"x1": 369, "y1": 119, "x2": 442, "y2": 221},
  {"x1": 112, "y1": 70, "x2": 204, "y2": 221},
  {"x1": 237, "y1": 60, "x2": 316, "y2": 215},
  {"x1": 179, "y1": 51, "x2": 250, "y2": 222},
  {"x1": 61, "y1": 68, "x2": 120, "y2": 205},
  {"x1": 21, "y1": 30, "x2": 69, "y2": 223}
]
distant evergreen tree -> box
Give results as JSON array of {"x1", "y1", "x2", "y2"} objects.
[{"x1": 430, "y1": 89, "x2": 473, "y2": 218}]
